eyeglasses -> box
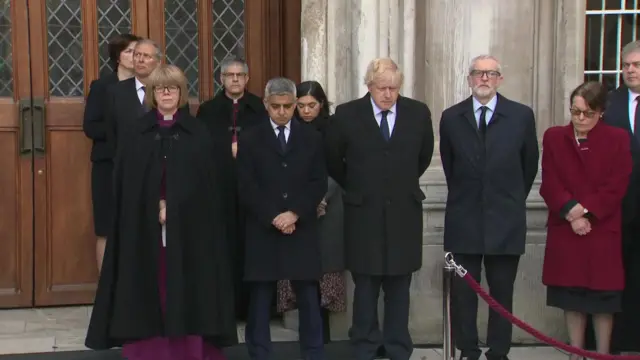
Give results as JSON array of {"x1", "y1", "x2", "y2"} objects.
[
  {"x1": 222, "y1": 72, "x2": 247, "y2": 79},
  {"x1": 569, "y1": 108, "x2": 598, "y2": 118},
  {"x1": 154, "y1": 85, "x2": 179, "y2": 94},
  {"x1": 469, "y1": 70, "x2": 501, "y2": 79}
]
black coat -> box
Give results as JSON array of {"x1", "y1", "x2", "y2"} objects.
[
  {"x1": 85, "y1": 111, "x2": 237, "y2": 349},
  {"x1": 83, "y1": 72, "x2": 119, "y2": 162},
  {"x1": 325, "y1": 94, "x2": 434, "y2": 275},
  {"x1": 237, "y1": 119, "x2": 327, "y2": 281},
  {"x1": 439, "y1": 94, "x2": 539, "y2": 255},
  {"x1": 603, "y1": 86, "x2": 640, "y2": 225},
  {"x1": 196, "y1": 91, "x2": 267, "y2": 262}
]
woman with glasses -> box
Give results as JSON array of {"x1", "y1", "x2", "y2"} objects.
[
  {"x1": 85, "y1": 64, "x2": 236, "y2": 360},
  {"x1": 540, "y1": 81, "x2": 632, "y2": 359}
]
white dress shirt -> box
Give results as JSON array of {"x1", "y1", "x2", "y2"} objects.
[
  {"x1": 370, "y1": 98, "x2": 397, "y2": 136},
  {"x1": 270, "y1": 119, "x2": 291, "y2": 142},
  {"x1": 135, "y1": 77, "x2": 146, "y2": 104},
  {"x1": 472, "y1": 95, "x2": 498, "y2": 127}
]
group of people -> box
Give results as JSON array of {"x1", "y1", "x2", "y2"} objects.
[{"x1": 80, "y1": 32, "x2": 640, "y2": 360}]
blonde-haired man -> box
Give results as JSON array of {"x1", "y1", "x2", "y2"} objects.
[{"x1": 325, "y1": 58, "x2": 434, "y2": 360}]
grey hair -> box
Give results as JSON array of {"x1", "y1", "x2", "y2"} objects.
[
  {"x1": 622, "y1": 40, "x2": 640, "y2": 61},
  {"x1": 264, "y1": 77, "x2": 297, "y2": 99},
  {"x1": 468, "y1": 55, "x2": 502, "y2": 74},
  {"x1": 135, "y1": 38, "x2": 163, "y2": 60},
  {"x1": 220, "y1": 57, "x2": 249, "y2": 73}
]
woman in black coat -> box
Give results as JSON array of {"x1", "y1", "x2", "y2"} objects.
[
  {"x1": 83, "y1": 33, "x2": 140, "y2": 272},
  {"x1": 85, "y1": 65, "x2": 236, "y2": 360}
]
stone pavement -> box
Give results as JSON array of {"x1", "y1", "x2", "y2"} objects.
[{"x1": 0, "y1": 306, "x2": 571, "y2": 359}]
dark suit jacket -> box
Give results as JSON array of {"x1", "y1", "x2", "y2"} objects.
[
  {"x1": 439, "y1": 94, "x2": 539, "y2": 255},
  {"x1": 603, "y1": 86, "x2": 640, "y2": 224},
  {"x1": 237, "y1": 118, "x2": 327, "y2": 281},
  {"x1": 325, "y1": 94, "x2": 434, "y2": 275},
  {"x1": 83, "y1": 72, "x2": 119, "y2": 162}
]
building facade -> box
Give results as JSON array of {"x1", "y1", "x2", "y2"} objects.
[{"x1": 0, "y1": 0, "x2": 638, "y2": 345}]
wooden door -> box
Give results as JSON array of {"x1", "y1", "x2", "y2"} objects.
[
  {"x1": 0, "y1": 0, "x2": 300, "y2": 309},
  {"x1": 30, "y1": 0, "x2": 149, "y2": 306},
  {"x1": 0, "y1": 0, "x2": 34, "y2": 308}
]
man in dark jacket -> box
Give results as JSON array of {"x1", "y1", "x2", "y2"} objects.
[
  {"x1": 439, "y1": 55, "x2": 539, "y2": 360},
  {"x1": 325, "y1": 58, "x2": 434, "y2": 360},
  {"x1": 603, "y1": 40, "x2": 640, "y2": 353},
  {"x1": 196, "y1": 57, "x2": 267, "y2": 321},
  {"x1": 237, "y1": 77, "x2": 327, "y2": 360}
]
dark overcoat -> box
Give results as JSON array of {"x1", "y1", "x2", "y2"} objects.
[
  {"x1": 325, "y1": 94, "x2": 434, "y2": 276},
  {"x1": 83, "y1": 71, "x2": 119, "y2": 162},
  {"x1": 439, "y1": 94, "x2": 539, "y2": 255},
  {"x1": 237, "y1": 118, "x2": 327, "y2": 281},
  {"x1": 85, "y1": 111, "x2": 237, "y2": 349},
  {"x1": 196, "y1": 93, "x2": 266, "y2": 263},
  {"x1": 540, "y1": 122, "x2": 631, "y2": 290},
  {"x1": 602, "y1": 86, "x2": 640, "y2": 351}
]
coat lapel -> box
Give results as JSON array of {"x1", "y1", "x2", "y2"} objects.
[
  {"x1": 460, "y1": 97, "x2": 481, "y2": 140},
  {"x1": 388, "y1": 96, "x2": 409, "y2": 145}
]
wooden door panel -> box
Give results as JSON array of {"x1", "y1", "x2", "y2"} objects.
[
  {"x1": 30, "y1": 0, "x2": 145, "y2": 306},
  {"x1": 0, "y1": 0, "x2": 34, "y2": 308}
]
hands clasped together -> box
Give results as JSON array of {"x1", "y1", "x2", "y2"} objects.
[
  {"x1": 273, "y1": 211, "x2": 299, "y2": 234},
  {"x1": 159, "y1": 200, "x2": 167, "y2": 225},
  {"x1": 565, "y1": 203, "x2": 591, "y2": 236}
]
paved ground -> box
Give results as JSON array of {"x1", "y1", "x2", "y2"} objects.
[{"x1": 0, "y1": 306, "x2": 574, "y2": 359}]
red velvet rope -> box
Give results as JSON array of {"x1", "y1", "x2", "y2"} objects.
[{"x1": 460, "y1": 273, "x2": 640, "y2": 360}]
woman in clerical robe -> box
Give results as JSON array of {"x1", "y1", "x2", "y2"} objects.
[
  {"x1": 540, "y1": 81, "x2": 632, "y2": 358},
  {"x1": 85, "y1": 64, "x2": 237, "y2": 360}
]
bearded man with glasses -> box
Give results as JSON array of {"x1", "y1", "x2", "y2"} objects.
[{"x1": 439, "y1": 55, "x2": 539, "y2": 360}]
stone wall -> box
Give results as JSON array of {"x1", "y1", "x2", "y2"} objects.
[{"x1": 290, "y1": 0, "x2": 588, "y2": 344}]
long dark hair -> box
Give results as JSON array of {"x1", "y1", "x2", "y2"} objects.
[{"x1": 295, "y1": 81, "x2": 331, "y2": 132}]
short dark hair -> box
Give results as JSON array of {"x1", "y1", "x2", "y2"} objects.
[
  {"x1": 295, "y1": 81, "x2": 331, "y2": 118},
  {"x1": 108, "y1": 33, "x2": 142, "y2": 71},
  {"x1": 570, "y1": 81, "x2": 608, "y2": 112}
]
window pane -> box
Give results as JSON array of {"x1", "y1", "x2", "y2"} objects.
[
  {"x1": 97, "y1": 0, "x2": 132, "y2": 77},
  {"x1": 212, "y1": 0, "x2": 245, "y2": 93},
  {"x1": 0, "y1": 0, "x2": 12, "y2": 97},
  {"x1": 47, "y1": 0, "x2": 84, "y2": 97},
  {"x1": 165, "y1": 0, "x2": 199, "y2": 97}
]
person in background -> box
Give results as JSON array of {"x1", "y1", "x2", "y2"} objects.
[
  {"x1": 325, "y1": 58, "x2": 434, "y2": 360},
  {"x1": 196, "y1": 56, "x2": 267, "y2": 321},
  {"x1": 237, "y1": 77, "x2": 327, "y2": 360},
  {"x1": 439, "y1": 55, "x2": 539, "y2": 360},
  {"x1": 83, "y1": 33, "x2": 140, "y2": 272},
  {"x1": 276, "y1": 80, "x2": 346, "y2": 344},
  {"x1": 540, "y1": 81, "x2": 631, "y2": 359},
  {"x1": 85, "y1": 65, "x2": 237, "y2": 360},
  {"x1": 603, "y1": 40, "x2": 640, "y2": 353}
]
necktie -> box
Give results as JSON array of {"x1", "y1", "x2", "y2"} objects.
[
  {"x1": 634, "y1": 96, "x2": 640, "y2": 142},
  {"x1": 277, "y1": 125, "x2": 287, "y2": 151},
  {"x1": 380, "y1": 110, "x2": 390, "y2": 141},
  {"x1": 140, "y1": 86, "x2": 149, "y2": 112},
  {"x1": 479, "y1": 106, "x2": 488, "y2": 136}
]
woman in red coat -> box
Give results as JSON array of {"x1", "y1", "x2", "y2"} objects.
[{"x1": 540, "y1": 81, "x2": 632, "y2": 358}]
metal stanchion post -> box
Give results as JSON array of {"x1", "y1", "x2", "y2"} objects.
[{"x1": 443, "y1": 254, "x2": 456, "y2": 360}]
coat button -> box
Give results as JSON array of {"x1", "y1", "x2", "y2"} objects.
[
  {"x1": 282, "y1": 193, "x2": 288, "y2": 199},
  {"x1": 386, "y1": 200, "x2": 391, "y2": 205},
  {"x1": 282, "y1": 162, "x2": 287, "y2": 167}
]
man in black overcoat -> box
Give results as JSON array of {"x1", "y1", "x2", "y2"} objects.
[
  {"x1": 237, "y1": 77, "x2": 327, "y2": 360},
  {"x1": 439, "y1": 55, "x2": 539, "y2": 360},
  {"x1": 325, "y1": 58, "x2": 434, "y2": 360},
  {"x1": 196, "y1": 57, "x2": 267, "y2": 321},
  {"x1": 85, "y1": 99, "x2": 237, "y2": 351},
  {"x1": 602, "y1": 40, "x2": 640, "y2": 353}
]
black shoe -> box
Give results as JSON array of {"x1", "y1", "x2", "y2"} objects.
[
  {"x1": 375, "y1": 346, "x2": 387, "y2": 358},
  {"x1": 485, "y1": 356, "x2": 509, "y2": 360}
]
